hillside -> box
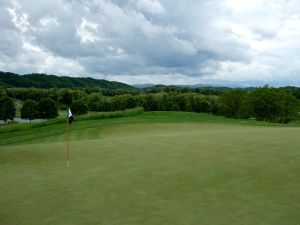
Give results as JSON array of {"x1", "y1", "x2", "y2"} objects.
[{"x1": 0, "y1": 71, "x2": 134, "y2": 89}]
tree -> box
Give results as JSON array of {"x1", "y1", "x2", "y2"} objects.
[
  {"x1": 185, "y1": 93, "x2": 198, "y2": 112},
  {"x1": 175, "y1": 94, "x2": 186, "y2": 111},
  {"x1": 206, "y1": 95, "x2": 222, "y2": 115},
  {"x1": 249, "y1": 87, "x2": 300, "y2": 123},
  {"x1": 249, "y1": 87, "x2": 281, "y2": 121},
  {"x1": 57, "y1": 89, "x2": 74, "y2": 108},
  {"x1": 38, "y1": 98, "x2": 58, "y2": 119},
  {"x1": 62, "y1": 90, "x2": 74, "y2": 106},
  {"x1": 125, "y1": 95, "x2": 137, "y2": 109},
  {"x1": 221, "y1": 89, "x2": 246, "y2": 118},
  {"x1": 0, "y1": 96, "x2": 16, "y2": 124},
  {"x1": 0, "y1": 88, "x2": 6, "y2": 98},
  {"x1": 136, "y1": 94, "x2": 158, "y2": 111},
  {"x1": 199, "y1": 100, "x2": 211, "y2": 113},
  {"x1": 20, "y1": 100, "x2": 38, "y2": 122},
  {"x1": 276, "y1": 91, "x2": 299, "y2": 123},
  {"x1": 86, "y1": 93, "x2": 103, "y2": 111},
  {"x1": 71, "y1": 99, "x2": 88, "y2": 115},
  {"x1": 237, "y1": 95, "x2": 253, "y2": 119},
  {"x1": 111, "y1": 95, "x2": 125, "y2": 111},
  {"x1": 156, "y1": 93, "x2": 173, "y2": 111}
]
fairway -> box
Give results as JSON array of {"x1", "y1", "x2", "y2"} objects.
[{"x1": 1, "y1": 112, "x2": 300, "y2": 225}]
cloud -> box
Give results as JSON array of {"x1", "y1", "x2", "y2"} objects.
[
  {"x1": 131, "y1": 0, "x2": 165, "y2": 15},
  {"x1": 39, "y1": 16, "x2": 58, "y2": 27},
  {"x1": 7, "y1": 7, "x2": 30, "y2": 32},
  {"x1": 1, "y1": 0, "x2": 300, "y2": 86},
  {"x1": 76, "y1": 18, "x2": 101, "y2": 43}
]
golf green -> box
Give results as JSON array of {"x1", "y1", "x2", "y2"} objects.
[{"x1": 1, "y1": 112, "x2": 300, "y2": 225}]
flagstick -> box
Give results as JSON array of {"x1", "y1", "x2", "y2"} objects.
[
  {"x1": 66, "y1": 108, "x2": 73, "y2": 168},
  {"x1": 66, "y1": 111, "x2": 71, "y2": 168},
  {"x1": 67, "y1": 123, "x2": 70, "y2": 167}
]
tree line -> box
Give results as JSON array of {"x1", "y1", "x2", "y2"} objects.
[
  {"x1": 0, "y1": 86, "x2": 299, "y2": 124},
  {"x1": 220, "y1": 87, "x2": 300, "y2": 123},
  {"x1": 0, "y1": 96, "x2": 58, "y2": 124}
]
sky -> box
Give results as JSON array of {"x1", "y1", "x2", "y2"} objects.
[{"x1": 1, "y1": 0, "x2": 300, "y2": 86}]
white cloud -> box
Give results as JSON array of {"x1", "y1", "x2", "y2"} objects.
[
  {"x1": 39, "y1": 16, "x2": 58, "y2": 27},
  {"x1": 1, "y1": 0, "x2": 300, "y2": 86},
  {"x1": 22, "y1": 41, "x2": 43, "y2": 53},
  {"x1": 224, "y1": 0, "x2": 266, "y2": 13},
  {"x1": 76, "y1": 18, "x2": 101, "y2": 43},
  {"x1": 7, "y1": 7, "x2": 30, "y2": 32}
]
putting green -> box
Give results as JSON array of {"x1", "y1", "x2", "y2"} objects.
[{"x1": 1, "y1": 112, "x2": 300, "y2": 225}]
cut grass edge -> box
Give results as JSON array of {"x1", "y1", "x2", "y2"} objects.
[{"x1": 0, "y1": 107, "x2": 144, "y2": 134}]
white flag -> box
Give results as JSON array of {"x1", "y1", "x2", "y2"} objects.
[{"x1": 68, "y1": 108, "x2": 73, "y2": 125}]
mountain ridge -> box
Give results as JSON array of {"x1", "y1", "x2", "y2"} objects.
[{"x1": 0, "y1": 71, "x2": 134, "y2": 89}]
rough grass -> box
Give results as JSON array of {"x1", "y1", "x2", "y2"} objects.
[
  {"x1": 0, "y1": 111, "x2": 300, "y2": 225},
  {"x1": 0, "y1": 107, "x2": 144, "y2": 136}
]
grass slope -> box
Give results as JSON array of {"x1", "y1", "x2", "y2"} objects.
[{"x1": 1, "y1": 112, "x2": 300, "y2": 225}]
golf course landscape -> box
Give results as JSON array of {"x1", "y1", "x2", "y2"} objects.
[
  {"x1": 3, "y1": 0, "x2": 300, "y2": 224},
  {"x1": 1, "y1": 110, "x2": 300, "y2": 225}
]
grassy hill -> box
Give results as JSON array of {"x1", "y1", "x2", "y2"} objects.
[
  {"x1": 1, "y1": 111, "x2": 300, "y2": 225},
  {"x1": 0, "y1": 71, "x2": 134, "y2": 89}
]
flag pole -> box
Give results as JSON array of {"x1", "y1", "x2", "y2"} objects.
[
  {"x1": 67, "y1": 121, "x2": 70, "y2": 167},
  {"x1": 66, "y1": 108, "x2": 73, "y2": 168}
]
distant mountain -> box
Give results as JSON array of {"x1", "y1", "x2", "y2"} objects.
[
  {"x1": 133, "y1": 83, "x2": 156, "y2": 89},
  {"x1": 134, "y1": 83, "x2": 244, "y2": 89},
  {"x1": 0, "y1": 72, "x2": 134, "y2": 89},
  {"x1": 134, "y1": 83, "x2": 235, "y2": 89},
  {"x1": 176, "y1": 84, "x2": 230, "y2": 88}
]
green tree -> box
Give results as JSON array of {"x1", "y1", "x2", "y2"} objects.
[
  {"x1": 111, "y1": 95, "x2": 125, "y2": 111},
  {"x1": 0, "y1": 96, "x2": 16, "y2": 124},
  {"x1": 175, "y1": 94, "x2": 186, "y2": 111},
  {"x1": 125, "y1": 95, "x2": 137, "y2": 109},
  {"x1": 199, "y1": 99, "x2": 211, "y2": 113},
  {"x1": 249, "y1": 87, "x2": 300, "y2": 123},
  {"x1": 20, "y1": 100, "x2": 38, "y2": 122},
  {"x1": 137, "y1": 94, "x2": 158, "y2": 111},
  {"x1": 101, "y1": 99, "x2": 112, "y2": 112},
  {"x1": 71, "y1": 99, "x2": 88, "y2": 115},
  {"x1": 38, "y1": 98, "x2": 58, "y2": 119},
  {"x1": 156, "y1": 93, "x2": 173, "y2": 111},
  {"x1": 86, "y1": 93, "x2": 103, "y2": 111},
  {"x1": 237, "y1": 95, "x2": 253, "y2": 119},
  {"x1": 0, "y1": 88, "x2": 6, "y2": 98},
  {"x1": 185, "y1": 93, "x2": 197, "y2": 112},
  {"x1": 206, "y1": 95, "x2": 221, "y2": 115},
  {"x1": 58, "y1": 89, "x2": 74, "y2": 107},
  {"x1": 250, "y1": 87, "x2": 280, "y2": 121},
  {"x1": 221, "y1": 89, "x2": 246, "y2": 118},
  {"x1": 277, "y1": 92, "x2": 299, "y2": 123}
]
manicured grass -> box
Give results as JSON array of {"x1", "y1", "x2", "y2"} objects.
[{"x1": 0, "y1": 112, "x2": 300, "y2": 225}]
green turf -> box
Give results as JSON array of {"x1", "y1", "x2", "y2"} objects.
[{"x1": 1, "y1": 112, "x2": 300, "y2": 225}]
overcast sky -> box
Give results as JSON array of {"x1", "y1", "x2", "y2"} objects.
[{"x1": 1, "y1": 0, "x2": 300, "y2": 86}]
